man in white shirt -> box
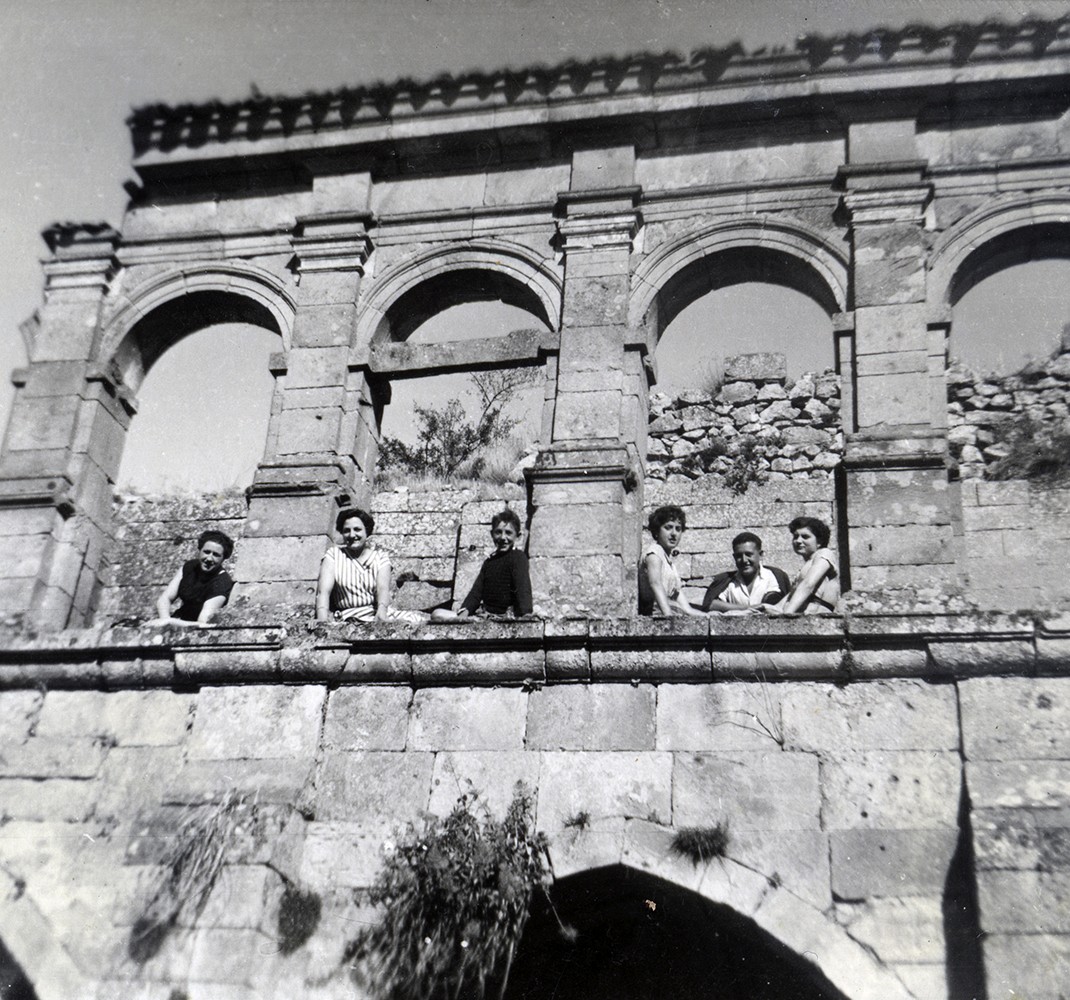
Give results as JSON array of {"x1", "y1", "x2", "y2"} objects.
[{"x1": 701, "y1": 532, "x2": 790, "y2": 613}]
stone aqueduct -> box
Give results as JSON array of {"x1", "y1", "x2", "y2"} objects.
[{"x1": 2, "y1": 19, "x2": 1070, "y2": 1000}]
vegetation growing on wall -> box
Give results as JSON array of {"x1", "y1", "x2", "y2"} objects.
[
  {"x1": 128, "y1": 791, "x2": 258, "y2": 962},
  {"x1": 671, "y1": 823, "x2": 731, "y2": 866},
  {"x1": 379, "y1": 370, "x2": 539, "y2": 483},
  {"x1": 348, "y1": 784, "x2": 548, "y2": 1000}
]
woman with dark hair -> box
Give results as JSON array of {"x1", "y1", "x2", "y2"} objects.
[
  {"x1": 638, "y1": 505, "x2": 708, "y2": 617},
  {"x1": 763, "y1": 516, "x2": 841, "y2": 615},
  {"x1": 152, "y1": 530, "x2": 235, "y2": 626},
  {"x1": 315, "y1": 507, "x2": 427, "y2": 623}
]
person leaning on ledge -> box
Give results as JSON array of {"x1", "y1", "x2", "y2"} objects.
[
  {"x1": 701, "y1": 531, "x2": 790, "y2": 614},
  {"x1": 150, "y1": 530, "x2": 235, "y2": 628}
]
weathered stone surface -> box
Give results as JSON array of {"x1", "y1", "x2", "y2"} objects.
[
  {"x1": 428, "y1": 750, "x2": 542, "y2": 816},
  {"x1": 315, "y1": 750, "x2": 433, "y2": 823},
  {"x1": 830, "y1": 828, "x2": 958, "y2": 898},
  {"x1": 673, "y1": 751, "x2": 820, "y2": 831},
  {"x1": 536, "y1": 751, "x2": 671, "y2": 830},
  {"x1": 187, "y1": 686, "x2": 326, "y2": 761},
  {"x1": 324, "y1": 686, "x2": 411, "y2": 750},
  {"x1": 835, "y1": 896, "x2": 945, "y2": 964},
  {"x1": 961, "y1": 677, "x2": 1070, "y2": 760},
  {"x1": 35, "y1": 689, "x2": 192, "y2": 746},
  {"x1": 298, "y1": 819, "x2": 394, "y2": 891},
  {"x1": 0, "y1": 690, "x2": 43, "y2": 741},
  {"x1": 781, "y1": 680, "x2": 957, "y2": 752},
  {"x1": 978, "y1": 870, "x2": 1070, "y2": 934},
  {"x1": 820, "y1": 751, "x2": 961, "y2": 830},
  {"x1": 728, "y1": 829, "x2": 832, "y2": 909},
  {"x1": 972, "y1": 806, "x2": 1070, "y2": 872},
  {"x1": 724, "y1": 353, "x2": 787, "y2": 383},
  {"x1": 525, "y1": 684, "x2": 654, "y2": 750},
  {"x1": 967, "y1": 759, "x2": 1070, "y2": 809},
  {"x1": 408, "y1": 687, "x2": 527, "y2": 750},
  {"x1": 655, "y1": 683, "x2": 787, "y2": 751},
  {"x1": 983, "y1": 932, "x2": 1070, "y2": 1000}
]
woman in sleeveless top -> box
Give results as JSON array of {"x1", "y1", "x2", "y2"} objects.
[
  {"x1": 315, "y1": 507, "x2": 427, "y2": 623},
  {"x1": 763, "y1": 516, "x2": 841, "y2": 615}
]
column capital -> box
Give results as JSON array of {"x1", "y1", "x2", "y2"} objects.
[
  {"x1": 841, "y1": 185, "x2": 932, "y2": 227},
  {"x1": 556, "y1": 187, "x2": 642, "y2": 252},
  {"x1": 41, "y1": 223, "x2": 120, "y2": 294},
  {"x1": 291, "y1": 211, "x2": 375, "y2": 274}
]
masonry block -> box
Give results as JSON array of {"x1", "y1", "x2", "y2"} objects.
[
  {"x1": 961, "y1": 677, "x2": 1070, "y2": 760},
  {"x1": 323, "y1": 686, "x2": 410, "y2": 750},
  {"x1": 408, "y1": 687, "x2": 527, "y2": 750},
  {"x1": 536, "y1": 751, "x2": 672, "y2": 830},
  {"x1": 231, "y1": 536, "x2": 325, "y2": 583},
  {"x1": 835, "y1": 896, "x2": 945, "y2": 964},
  {"x1": 428, "y1": 750, "x2": 542, "y2": 817},
  {"x1": 655, "y1": 683, "x2": 787, "y2": 751},
  {"x1": 187, "y1": 686, "x2": 326, "y2": 761},
  {"x1": 525, "y1": 684, "x2": 654, "y2": 750},
  {"x1": 978, "y1": 869, "x2": 1070, "y2": 934},
  {"x1": 673, "y1": 751, "x2": 820, "y2": 831},
  {"x1": 315, "y1": 750, "x2": 433, "y2": 823},
  {"x1": 983, "y1": 932, "x2": 1070, "y2": 1000},
  {"x1": 830, "y1": 828, "x2": 958, "y2": 898}
]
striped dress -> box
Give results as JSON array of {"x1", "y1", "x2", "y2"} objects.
[{"x1": 323, "y1": 546, "x2": 426, "y2": 623}]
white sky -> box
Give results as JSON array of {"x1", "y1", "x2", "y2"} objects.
[{"x1": 3, "y1": 0, "x2": 1069, "y2": 490}]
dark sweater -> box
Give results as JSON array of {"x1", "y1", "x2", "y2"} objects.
[
  {"x1": 461, "y1": 549, "x2": 533, "y2": 617},
  {"x1": 174, "y1": 560, "x2": 234, "y2": 621}
]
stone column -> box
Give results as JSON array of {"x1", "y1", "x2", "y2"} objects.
[
  {"x1": 527, "y1": 149, "x2": 643, "y2": 616},
  {"x1": 239, "y1": 212, "x2": 376, "y2": 607},
  {"x1": 839, "y1": 138, "x2": 956, "y2": 594},
  {"x1": 0, "y1": 224, "x2": 127, "y2": 628}
]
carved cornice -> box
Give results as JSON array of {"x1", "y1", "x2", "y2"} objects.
[
  {"x1": 291, "y1": 212, "x2": 374, "y2": 274},
  {"x1": 127, "y1": 17, "x2": 1070, "y2": 159},
  {"x1": 41, "y1": 223, "x2": 120, "y2": 294}
]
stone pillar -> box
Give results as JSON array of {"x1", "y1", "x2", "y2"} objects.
[
  {"x1": 239, "y1": 212, "x2": 377, "y2": 607},
  {"x1": 0, "y1": 224, "x2": 126, "y2": 628},
  {"x1": 839, "y1": 131, "x2": 956, "y2": 594},
  {"x1": 527, "y1": 149, "x2": 643, "y2": 616}
]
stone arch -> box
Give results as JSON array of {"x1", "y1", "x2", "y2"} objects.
[
  {"x1": 98, "y1": 262, "x2": 297, "y2": 392},
  {"x1": 630, "y1": 217, "x2": 849, "y2": 339},
  {"x1": 355, "y1": 241, "x2": 562, "y2": 348},
  {"x1": 929, "y1": 192, "x2": 1070, "y2": 310},
  {"x1": 541, "y1": 832, "x2": 916, "y2": 1000}
]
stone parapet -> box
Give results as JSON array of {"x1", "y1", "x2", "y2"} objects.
[{"x1": 0, "y1": 611, "x2": 1063, "y2": 690}]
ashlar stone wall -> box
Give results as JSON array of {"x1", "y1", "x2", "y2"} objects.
[{"x1": 0, "y1": 674, "x2": 1004, "y2": 1000}]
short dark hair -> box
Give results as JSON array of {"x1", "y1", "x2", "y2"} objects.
[
  {"x1": 732, "y1": 531, "x2": 763, "y2": 551},
  {"x1": 336, "y1": 507, "x2": 375, "y2": 535},
  {"x1": 648, "y1": 505, "x2": 686, "y2": 535},
  {"x1": 197, "y1": 530, "x2": 234, "y2": 560},
  {"x1": 788, "y1": 516, "x2": 831, "y2": 548},
  {"x1": 491, "y1": 508, "x2": 521, "y2": 534}
]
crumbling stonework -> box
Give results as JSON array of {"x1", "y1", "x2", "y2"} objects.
[
  {"x1": 947, "y1": 332, "x2": 1070, "y2": 480},
  {"x1": 647, "y1": 354, "x2": 842, "y2": 486},
  {"x1": 4, "y1": 14, "x2": 1070, "y2": 999}
]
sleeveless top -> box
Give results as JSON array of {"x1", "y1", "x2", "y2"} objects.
[{"x1": 638, "y1": 543, "x2": 682, "y2": 615}]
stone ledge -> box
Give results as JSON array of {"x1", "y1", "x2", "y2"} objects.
[{"x1": 0, "y1": 612, "x2": 1061, "y2": 688}]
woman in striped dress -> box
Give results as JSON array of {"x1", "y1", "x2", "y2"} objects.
[{"x1": 314, "y1": 507, "x2": 427, "y2": 623}]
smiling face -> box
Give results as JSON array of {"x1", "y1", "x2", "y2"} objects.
[
  {"x1": 339, "y1": 515, "x2": 370, "y2": 555},
  {"x1": 197, "y1": 540, "x2": 226, "y2": 574},
  {"x1": 733, "y1": 541, "x2": 762, "y2": 583},
  {"x1": 655, "y1": 518, "x2": 684, "y2": 555},
  {"x1": 791, "y1": 526, "x2": 820, "y2": 560},
  {"x1": 491, "y1": 520, "x2": 519, "y2": 552}
]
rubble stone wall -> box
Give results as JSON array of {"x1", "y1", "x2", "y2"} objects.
[
  {"x1": 0, "y1": 674, "x2": 1023, "y2": 1000},
  {"x1": 646, "y1": 353, "x2": 843, "y2": 486}
]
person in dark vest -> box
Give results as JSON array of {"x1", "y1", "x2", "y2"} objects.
[
  {"x1": 701, "y1": 531, "x2": 790, "y2": 614},
  {"x1": 152, "y1": 530, "x2": 235, "y2": 626}
]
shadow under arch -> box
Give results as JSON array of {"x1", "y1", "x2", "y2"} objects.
[
  {"x1": 0, "y1": 937, "x2": 39, "y2": 1000},
  {"x1": 928, "y1": 193, "x2": 1070, "y2": 311},
  {"x1": 505, "y1": 865, "x2": 850, "y2": 1000},
  {"x1": 356, "y1": 242, "x2": 562, "y2": 348},
  {"x1": 98, "y1": 263, "x2": 296, "y2": 393},
  {"x1": 631, "y1": 218, "x2": 848, "y2": 341}
]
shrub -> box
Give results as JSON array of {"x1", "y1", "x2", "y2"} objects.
[
  {"x1": 349, "y1": 784, "x2": 548, "y2": 1000},
  {"x1": 129, "y1": 790, "x2": 258, "y2": 962},
  {"x1": 988, "y1": 413, "x2": 1070, "y2": 485},
  {"x1": 671, "y1": 823, "x2": 730, "y2": 865}
]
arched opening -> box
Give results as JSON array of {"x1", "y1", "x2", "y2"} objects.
[
  {"x1": 374, "y1": 267, "x2": 555, "y2": 344},
  {"x1": 946, "y1": 224, "x2": 1070, "y2": 487},
  {"x1": 377, "y1": 299, "x2": 550, "y2": 486},
  {"x1": 950, "y1": 225, "x2": 1070, "y2": 375},
  {"x1": 505, "y1": 866, "x2": 848, "y2": 1000}
]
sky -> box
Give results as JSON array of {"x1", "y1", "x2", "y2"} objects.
[{"x1": 2, "y1": 0, "x2": 1069, "y2": 491}]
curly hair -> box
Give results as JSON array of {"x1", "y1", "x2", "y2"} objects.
[
  {"x1": 788, "y1": 516, "x2": 831, "y2": 548},
  {"x1": 335, "y1": 507, "x2": 375, "y2": 535},
  {"x1": 647, "y1": 505, "x2": 686, "y2": 535},
  {"x1": 196, "y1": 530, "x2": 234, "y2": 560}
]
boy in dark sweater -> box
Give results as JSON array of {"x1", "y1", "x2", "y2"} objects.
[{"x1": 433, "y1": 509, "x2": 533, "y2": 620}]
